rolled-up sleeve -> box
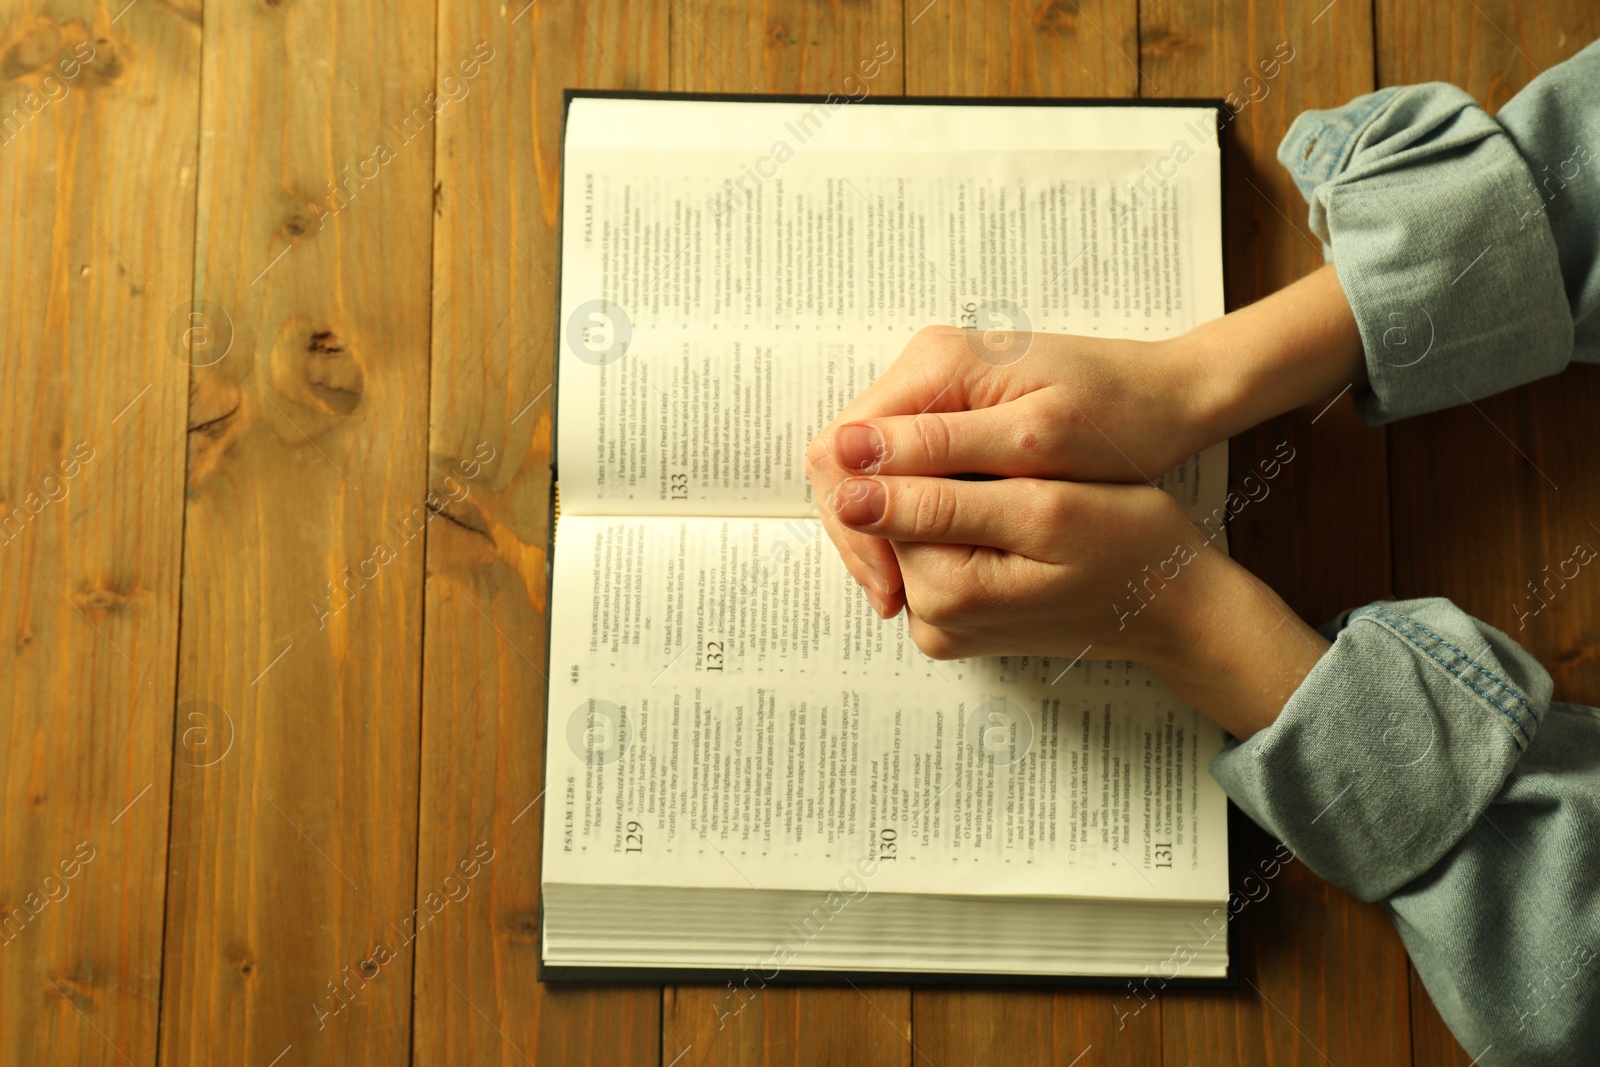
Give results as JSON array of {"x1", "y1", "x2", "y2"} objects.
[
  {"x1": 1224, "y1": 42, "x2": 1600, "y2": 1066},
  {"x1": 1211, "y1": 599, "x2": 1550, "y2": 899},
  {"x1": 1211, "y1": 599, "x2": 1600, "y2": 1065},
  {"x1": 1276, "y1": 40, "x2": 1600, "y2": 423}
]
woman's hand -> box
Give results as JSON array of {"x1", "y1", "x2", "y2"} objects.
[
  {"x1": 830, "y1": 472, "x2": 1330, "y2": 739},
  {"x1": 805, "y1": 264, "x2": 1367, "y2": 618},
  {"x1": 829, "y1": 472, "x2": 1211, "y2": 662},
  {"x1": 806, "y1": 327, "x2": 1230, "y2": 617}
]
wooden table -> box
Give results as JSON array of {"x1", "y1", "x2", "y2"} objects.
[{"x1": 4, "y1": 0, "x2": 1597, "y2": 1063}]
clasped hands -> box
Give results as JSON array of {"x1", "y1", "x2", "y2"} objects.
[
  {"x1": 805, "y1": 324, "x2": 1246, "y2": 670},
  {"x1": 804, "y1": 268, "x2": 1359, "y2": 738}
]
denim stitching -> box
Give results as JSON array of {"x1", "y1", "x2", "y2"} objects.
[
  {"x1": 1360, "y1": 605, "x2": 1536, "y2": 744},
  {"x1": 1351, "y1": 605, "x2": 1537, "y2": 747}
]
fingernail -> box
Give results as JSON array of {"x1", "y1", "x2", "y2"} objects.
[
  {"x1": 834, "y1": 478, "x2": 886, "y2": 526},
  {"x1": 861, "y1": 560, "x2": 890, "y2": 596},
  {"x1": 835, "y1": 422, "x2": 885, "y2": 473}
]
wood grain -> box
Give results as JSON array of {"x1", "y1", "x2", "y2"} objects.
[
  {"x1": 915, "y1": 984, "x2": 1157, "y2": 1067},
  {"x1": 665, "y1": 3, "x2": 916, "y2": 1065},
  {"x1": 905, "y1": 0, "x2": 1144, "y2": 98},
  {"x1": 901, "y1": 3, "x2": 1158, "y2": 1063},
  {"x1": 672, "y1": 0, "x2": 904, "y2": 99},
  {"x1": 1140, "y1": 0, "x2": 1414, "y2": 1063},
  {"x1": 158, "y1": 0, "x2": 436, "y2": 1063},
  {"x1": 665, "y1": 983, "x2": 915, "y2": 1067},
  {"x1": 1377, "y1": 5, "x2": 1600, "y2": 1062},
  {"x1": 410, "y1": 1, "x2": 667, "y2": 1064},
  {"x1": 7, "y1": 0, "x2": 1593, "y2": 1062},
  {"x1": 0, "y1": 5, "x2": 195, "y2": 1065}
]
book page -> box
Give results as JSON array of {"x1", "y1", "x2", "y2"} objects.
[
  {"x1": 557, "y1": 98, "x2": 1225, "y2": 516},
  {"x1": 543, "y1": 516, "x2": 1230, "y2": 905}
]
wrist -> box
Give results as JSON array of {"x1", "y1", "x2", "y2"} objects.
[
  {"x1": 1172, "y1": 316, "x2": 1259, "y2": 446},
  {"x1": 1136, "y1": 543, "x2": 1331, "y2": 740},
  {"x1": 1145, "y1": 331, "x2": 1240, "y2": 463},
  {"x1": 1174, "y1": 263, "x2": 1368, "y2": 443}
]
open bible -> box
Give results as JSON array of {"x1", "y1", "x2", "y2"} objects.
[{"x1": 542, "y1": 92, "x2": 1234, "y2": 983}]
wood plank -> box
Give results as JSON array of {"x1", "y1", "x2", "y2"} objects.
[
  {"x1": 1375, "y1": 0, "x2": 1595, "y2": 111},
  {"x1": 1395, "y1": 369, "x2": 1600, "y2": 1067},
  {"x1": 672, "y1": 0, "x2": 904, "y2": 100},
  {"x1": 1387, "y1": 376, "x2": 1600, "y2": 709},
  {"x1": 664, "y1": 983, "x2": 913, "y2": 1067},
  {"x1": 900, "y1": 3, "x2": 1158, "y2": 1064},
  {"x1": 904, "y1": 0, "x2": 1144, "y2": 98},
  {"x1": 1376, "y1": 0, "x2": 1600, "y2": 694},
  {"x1": 0, "y1": 6, "x2": 196, "y2": 1065},
  {"x1": 914, "y1": 984, "x2": 1153, "y2": 1067},
  {"x1": 1140, "y1": 0, "x2": 1413, "y2": 1063},
  {"x1": 663, "y1": 3, "x2": 912, "y2": 1065},
  {"x1": 1376, "y1": 6, "x2": 1600, "y2": 1062},
  {"x1": 409, "y1": 1, "x2": 668, "y2": 1064},
  {"x1": 157, "y1": 0, "x2": 436, "y2": 1062}
]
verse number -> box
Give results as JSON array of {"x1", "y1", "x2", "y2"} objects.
[
  {"x1": 958, "y1": 300, "x2": 978, "y2": 329},
  {"x1": 705, "y1": 640, "x2": 724, "y2": 672},
  {"x1": 878, "y1": 827, "x2": 897, "y2": 862},
  {"x1": 669, "y1": 473, "x2": 689, "y2": 500},
  {"x1": 1153, "y1": 842, "x2": 1172, "y2": 869},
  {"x1": 625, "y1": 820, "x2": 644, "y2": 854}
]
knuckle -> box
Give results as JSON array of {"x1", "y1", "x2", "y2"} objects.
[
  {"x1": 805, "y1": 433, "x2": 830, "y2": 469},
  {"x1": 912, "y1": 480, "x2": 959, "y2": 540},
  {"x1": 936, "y1": 332, "x2": 976, "y2": 366},
  {"x1": 1036, "y1": 481, "x2": 1076, "y2": 530},
  {"x1": 912, "y1": 324, "x2": 961, "y2": 349},
  {"x1": 911, "y1": 621, "x2": 962, "y2": 660},
  {"x1": 1153, "y1": 487, "x2": 1188, "y2": 523},
  {"x1": 912, "y1": 326, "x2": 970, "y2": 366},
  {"x1": 912, "y1": 583, "x2": 963, "y2": 629},
  {"x1": 911, "y1": 413, "x2": 954, "y2": 467},
  {"x1": 1047, "y1": 389, "x2": 1087, "y2": 436}
]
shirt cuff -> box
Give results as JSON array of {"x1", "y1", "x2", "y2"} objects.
[
  {"x1": 1277, "y1": 86, "x2": 1574, "y2": 424},
  {"x1": 1209, "y1": 598, "x2": 1552, "y2": 901}
]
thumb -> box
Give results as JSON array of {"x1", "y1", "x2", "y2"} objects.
[{"x1": 831, "y1": 395, "x2": 1056, "y2": 478}]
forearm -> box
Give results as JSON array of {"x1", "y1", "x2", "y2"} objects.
[
  {"x1": 1136, "y1": 546, "x2": 1330, "y2": 740},
  {"x1": 1182, "y1": 263, "x2": 1368, "y2": 442},
  {"x1": 1108, "y1": 262, "x2": 1360, "y2": 736}
]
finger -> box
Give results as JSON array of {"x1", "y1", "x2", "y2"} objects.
[
  {"x1": 814, "y1": 473, "x2": 903, "y2": 596},
  {"x1": 894, "y1": 544, "x2": 1020, "y2": 658},
  {"x1": 833, "y1": 327, "x2": 972, "y2": 422},
  {"x1": 832, "y1": 475, "x2": 1069, "y2": 557},
  {"x1": 819, "y1": 495, "x2": 908, "y2": 604},
  {"x1": 817, "y1": 502, "x2": 890, "y2": 594},
  {"x1": 821, "y1": 485, "x2": 903, "y2": 590},
  {"x1": 814, "y1": 497, "x2": 909, "y2": 619},
  {"x1": 809, "y1": 434, "x2": 905, "y2": 595},
  {"x1": 846, "y1": 526, "x2": 903, "y2": 598},
  {"x1": 832, "y1": 325, "x2": 1025, "y2": 428},
  {"x1": 831, "y1": 395, "x2": 1056, "y2": 478},
  {"x1": 905, "y1": 612, "x2": 961, "y2": 661}
]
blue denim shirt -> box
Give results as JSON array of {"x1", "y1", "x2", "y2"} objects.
[{"x1": 1209, "y1": 40, "x2": 1600, "y2": 1066}]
